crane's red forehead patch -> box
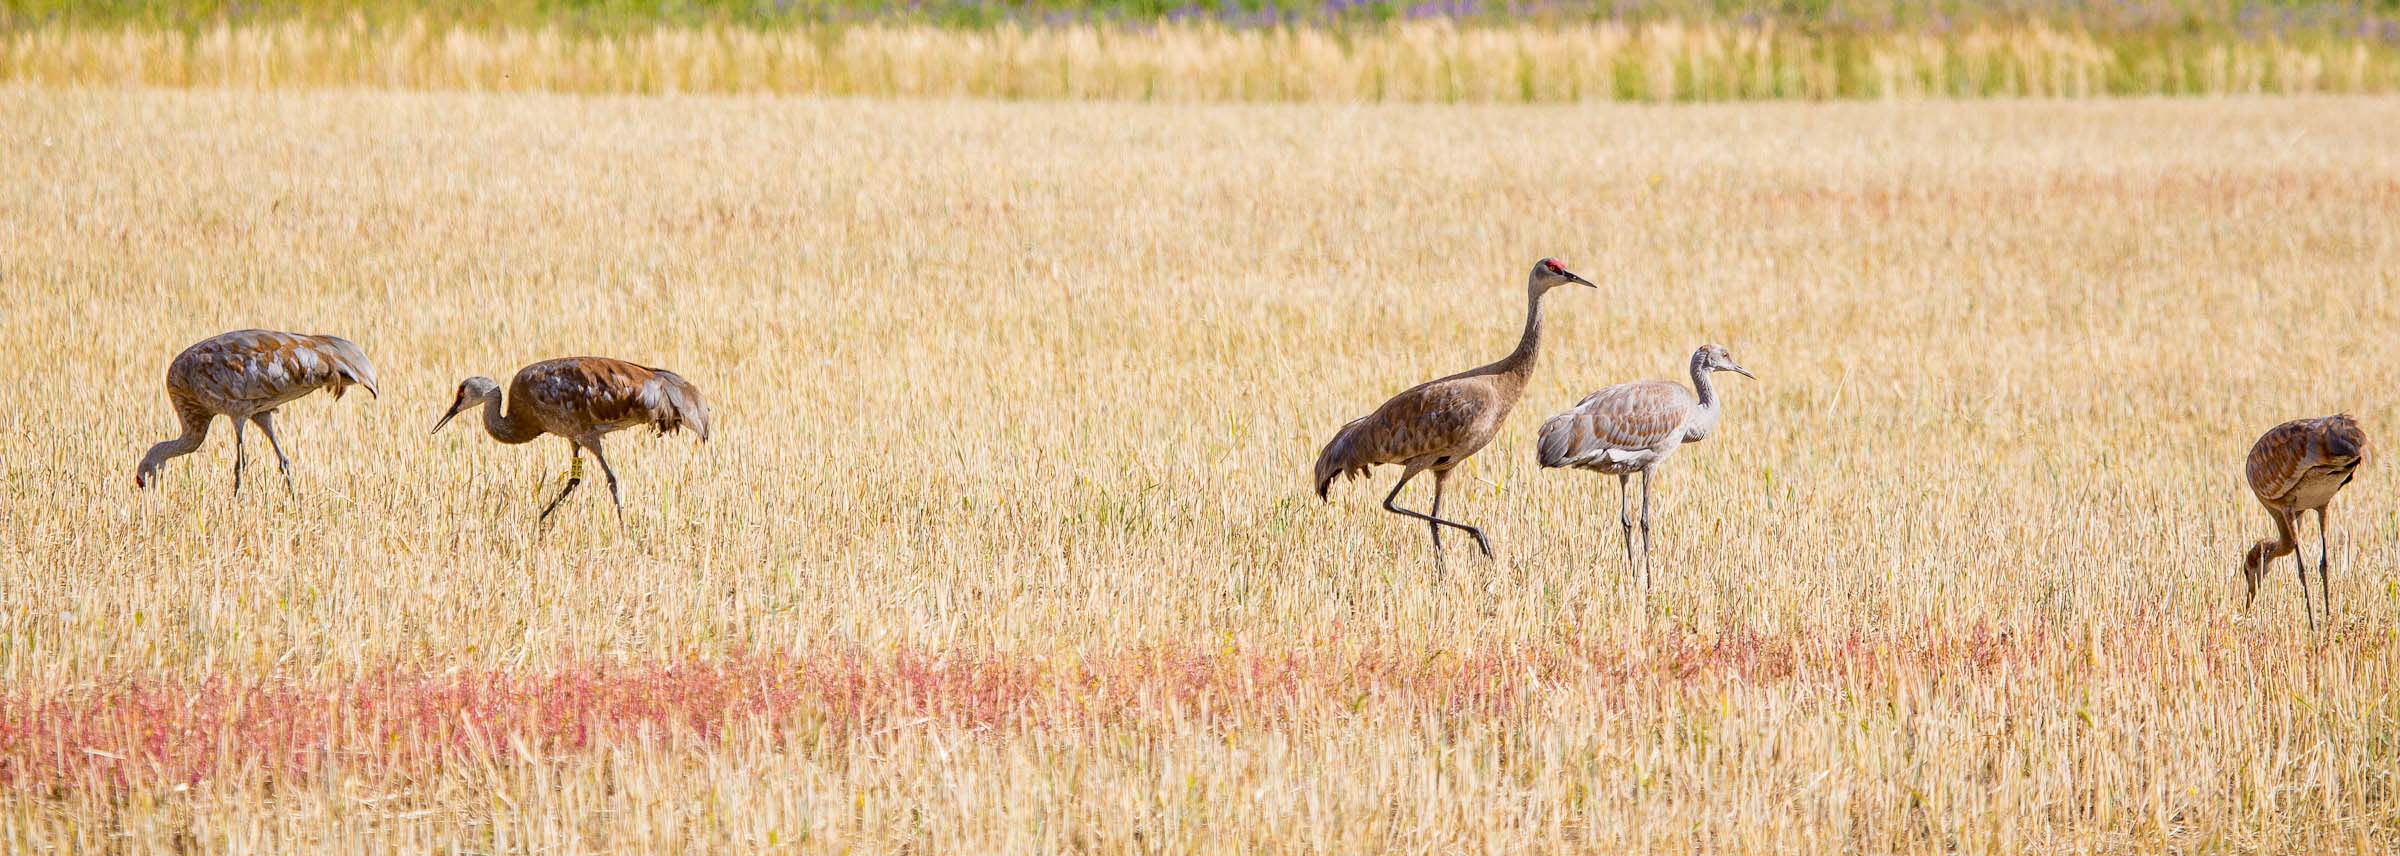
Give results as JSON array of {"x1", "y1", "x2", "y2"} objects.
[{"x1": 1543, "y1": 259, "x2": 1564, "y2": 272}]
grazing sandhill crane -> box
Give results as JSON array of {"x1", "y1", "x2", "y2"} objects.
[
  {"x1": 2242, "y1": 414, "x2": 2369, "y2": 629},
  {"x1": 1536, "y1": 344, "x2": 1752, "y2": 588},
  {"x1": 135, "y1": 329, "x2": 379, "y2": 493},
  {"x1": 1313, "y1": 258, "x2": 1598, "y2": 563},
  {"x1": 434, "y1": 356, "x2": 710, "y2": 525}
]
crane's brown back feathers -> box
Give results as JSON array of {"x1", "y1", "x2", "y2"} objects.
[
  {"x1": 512, "y1": 357, "x2": 711, "y2": 442},
  {"x1": 2245, "y1": 413, "x2": 2368, "y2": 507},
  {"x1": 1536, "y1": 381, "x2": 1695, "y2": 470},
  {"x1": 1313, "y1": 377, "x2": 1504, "y2": 499},
  {"x1": 168, "y1": 329, "x2": 380, "y2": 413}
]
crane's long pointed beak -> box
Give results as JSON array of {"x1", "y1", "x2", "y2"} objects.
[
  {"x1": 1571, "y1": 274, "x2": 1596, "y2": 288},
  {"x1": 431, "y1": 407, "x2": 461, "y2": 434},
  {"x1": 1729, "y1": 364, "x2": 1756, "y2": 380}
]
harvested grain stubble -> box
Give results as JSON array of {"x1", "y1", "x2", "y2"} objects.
[{"x1": 1, "y1": 88, "x2": 2397, "y2": 851}]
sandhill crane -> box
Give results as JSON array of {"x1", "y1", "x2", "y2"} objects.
[
  {"x1": 1536, "y1": 344, "x2": 1752, "y2": 588},
  {"x1": 434, "y1": 356, "x2": 710, "y2": 525},
  {"x1": 134, "y1": 329, "x2": 379, "y2": 493},
  {"x1": 1312, "y1": 259, "x2": 1598, "y2": 564},
  {"x1": 2242, "y1": 414, "x2": 2369, "y2": 629}
]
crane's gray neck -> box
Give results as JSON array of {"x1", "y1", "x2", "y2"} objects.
[
  {"x1": 1497, "y1": 281, "x2": 1548, "y2": 379},
  {"x1": 1681, "y1": 351, "x2": 1726, "y2": 442},
  {"x1": 1689, "y1": 350, "x2": 1717, "y2": 408},
  {"x1": 137, "y1": 425, "x2": 208, "y2": 476},
  {"x1": 2264, "y1": 512, "x2": 2297, "y2": 560},
  {"x1": 480, "y1": 395, "x2": 544, "y2": 444},
  {"x1": 137, "y1": 403, "x2": 213, "y2": 481}
]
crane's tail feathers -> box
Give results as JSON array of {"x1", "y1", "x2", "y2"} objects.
[
  {"x1": 641, "y1": 370, "x2": 712, "y2": 442},
  {"x1": 2326, "y1": 415, "x2": 2368, "y2": 462},
  {"x1": 311, "y1": 336, "x2": 381, "y2": 400},
  {"x1": 1534, "y1": 412, "x2": 1578, "y2": 469},
  {"x1": 342, "y1": 368, "x2": 379, "y2": 399}
]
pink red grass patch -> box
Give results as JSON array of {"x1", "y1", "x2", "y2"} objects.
[{"x1": 0, "y1": 622, "x2": 2242, "y2": 791}]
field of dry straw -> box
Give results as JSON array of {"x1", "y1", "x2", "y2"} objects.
[{"x1": 3, "y1": 85, "x2": 2399, "y2": 851}]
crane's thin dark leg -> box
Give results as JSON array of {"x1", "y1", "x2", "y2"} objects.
[
  {"x1": 2318, "y1": 508, "x2": 2333, "y2": 629},
  {"x1": 1427, "y1": 470, "x2": 1445, "y2": 557},
  {"x1": 586, "y1": 441, "x2": 625, "y2": 528},
  {"x1": 1382, "y1": 467, "x2": 1490, "y2": 560},
  {"x1": 1639, "y1": 468, "x2": 1656, "y2": 590},
  {"x1": 2292, "y1": 510, "x2": 2315, "y2": 631},
  {"x1": 250, "y1": 411, "x2": 295, "y2": 496},
  {"x1": 538, "y1": 445, "x2": 585, "y2": 525},
  {"x1": 231, "y1": 418, "x2": 247, "y2": 494},
  {"x1": 1617, "y1": 474, "x2": 1634, "y2": 568}
]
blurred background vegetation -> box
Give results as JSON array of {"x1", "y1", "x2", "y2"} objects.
[
  {"x1": 4, "y1": 1, "x2": 2396, "y2": 99},
  {"x1": 8, "y1": 0, "x2": 2397, "y2": 34}
]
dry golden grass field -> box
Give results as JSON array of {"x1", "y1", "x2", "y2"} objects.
[{"x1": 3, "y1": 87, "x2": 2399, "y2": 852}]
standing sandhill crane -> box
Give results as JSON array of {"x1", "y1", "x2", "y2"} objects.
[
  {"x1": 1313, "y1": 259, "x2": 1598, "y2": 563},
  {"x1": 2242, "y1": 414, "x2": 2369, "y2": 629},
  {"x1": 1536, "y1": 344, "x2": 1752, "y2": 588},
  {"x1": 434, "y1": 357, "x2": 710, "y2": 525},
  {"x1": 135, "y1": 329, "x2": 380, "y2": 493}
]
